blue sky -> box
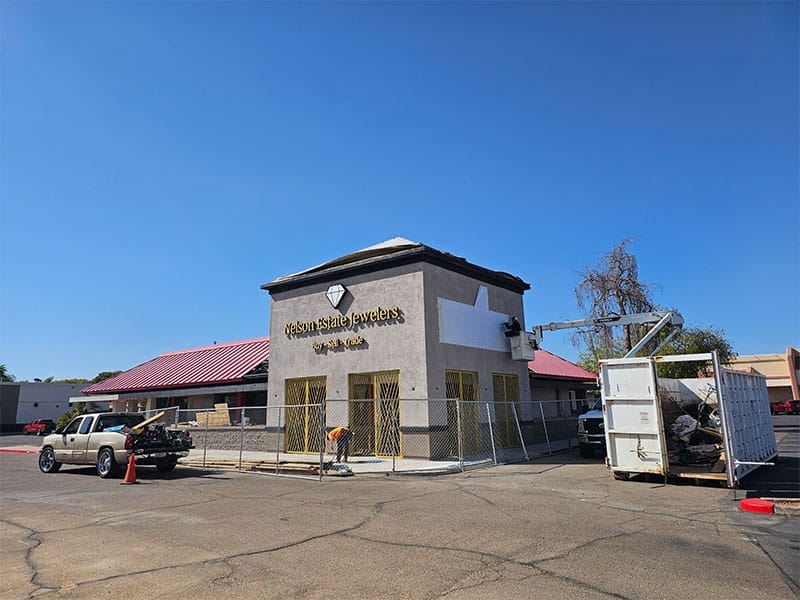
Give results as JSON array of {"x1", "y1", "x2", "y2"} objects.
[{"x1": 1, "y1": 1, "x2": 797, "y2": 382}]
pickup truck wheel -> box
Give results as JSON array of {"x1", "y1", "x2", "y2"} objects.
[
  {"x1": 39, "y1": 448, "x2": 61, "y2": 473},
  {"x1": 156, "y1": 460, "x2": 177, "y2": 472},
  {"x1": 97, "y1": 448, "x2": 120, "y2": 478}
]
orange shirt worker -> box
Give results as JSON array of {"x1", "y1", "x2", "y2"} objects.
[{"x1": 327, "y1": 426, "x2": 353, "y2": 463}]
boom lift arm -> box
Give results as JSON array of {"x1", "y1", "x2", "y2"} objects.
[{"x1": 530, "y1": 310, "x2": 684, "y2": 358}]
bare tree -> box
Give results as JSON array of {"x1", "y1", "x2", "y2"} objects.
[{"x1": 575, "y1": 239, "x2": 656, "y2": 356}]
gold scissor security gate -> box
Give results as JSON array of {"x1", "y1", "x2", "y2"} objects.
[
  {"x1": 285, "y1": 376, "x2": 326, "y2": 454},
  {"x1": 349, "y1": 371, "x2": 400, "y2": 457},
  {"x1": 445, "y1": 370, "x2": 480, "y2": 456},
  {"x1": 493, "y1": 373, "x2": 521, "y2": 448}
]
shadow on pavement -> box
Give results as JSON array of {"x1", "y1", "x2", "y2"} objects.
[
  {"x1": 739, "y1": 456, "x2": 800, "y2": 499},
  {"x1": 51, "y1": 465, "x2": 226, "y2": 481}
]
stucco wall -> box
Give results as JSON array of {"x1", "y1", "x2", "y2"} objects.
[
  {"x1": 422, "y1": 263, "x2": 531, "y2": 405},
  {"x1": 268, "y1": 264, "x2": 428, "y2": 407},
  {"x1": 2, "y1": 383, "x2": 87, "y2": 427}
]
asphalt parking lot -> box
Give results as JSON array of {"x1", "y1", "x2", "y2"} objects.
[{"x1": 2, "y1": 435, "x2": 798, "y2": 599}]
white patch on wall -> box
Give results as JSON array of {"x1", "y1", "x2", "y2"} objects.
[{"x1": 438, "y1": 285, "x2": 510, "y2": 352}]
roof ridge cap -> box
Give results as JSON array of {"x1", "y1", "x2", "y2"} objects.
[{"x1": 159, "y1": 336, "x2": 270, "y2": 356}]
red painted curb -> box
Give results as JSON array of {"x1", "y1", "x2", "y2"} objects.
[
  {"x1": 739, "y1": 498, "x2": 775, "y2": 514},
  {"x1": 0, "y1": 448, "x2": 38, "y2": 454}
]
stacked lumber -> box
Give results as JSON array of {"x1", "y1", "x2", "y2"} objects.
[
  {"x1": 199, "y1": 403, "x2": 232, "y2": 427},
  {"x1": 179, "y1": 457, "x2": 352, "y2": 476}
]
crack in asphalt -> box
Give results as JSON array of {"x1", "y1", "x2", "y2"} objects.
[
  {"x1": 743, "y1": 533, "x2": 800, "y2": 596},
  {"x1": 459, "y1": 462, "x2": 570, "y2": 478},
  {"x1": 7, "y1": 496, "x2": 638, "y2": 600},
  {"x1": 342, "y1": 519, "x2": 642, "y2": 599},
  {"x1": 7, "y1": 465, "x2": 793, "y2": 598},
  {"x1": 0, "y1": 518, "x2": 59, "y2": 598},
  {"x1": 8, "y1": 495, "x2": 227, "y2": 535}
]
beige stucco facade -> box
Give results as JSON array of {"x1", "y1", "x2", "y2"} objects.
[
  {"x1": 263, "y1": 239, "x2": 533, "y2": 458},
  {"x1": 725, "y1": 347, "x2": 800, "y2": 403}
]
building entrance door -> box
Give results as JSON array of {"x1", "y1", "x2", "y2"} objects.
[
  {"x1": 285, "y1": 376, "x2": 326, "y2": 454},
  {"x1": 349, "y1": 371, "x2": 400, "y2": 457}
]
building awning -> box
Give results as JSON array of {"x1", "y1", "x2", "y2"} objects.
[
  {"x1": 82, "y1": 337, "x2": 270, "y2": 395},
  {"x1": 528, "y1": 349, "x2": 598, "y2": 382},
  {"x1": 70, "y1": 394, "x2": 118, "y2": 405}
]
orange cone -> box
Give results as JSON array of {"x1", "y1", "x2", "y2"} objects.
[{"x1": 120, "y1": 453, "x2": 139, "y2": 485}]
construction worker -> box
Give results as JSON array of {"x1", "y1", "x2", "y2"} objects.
[
  {"x1": 503, "y1": 316, "x2": 522, "y2": 337},
  {"x1": 327, "y1": 425, "x2": 353, "y2": 463}
]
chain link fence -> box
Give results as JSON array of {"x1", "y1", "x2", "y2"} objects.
[{"x1": 139, "y1": 398, "x2": 583, "y2": 478}]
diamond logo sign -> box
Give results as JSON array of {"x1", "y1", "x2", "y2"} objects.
[{"x1": 326, "y1": 284, "x2": 346, "y2": 308}]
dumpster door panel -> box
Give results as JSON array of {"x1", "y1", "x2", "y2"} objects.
[
  {"x1": 601, "y1": 359, "x2": 668, "y2": 475},
  {"x1": 714, "y1": 352, "x2": 778, "y2": 488}
]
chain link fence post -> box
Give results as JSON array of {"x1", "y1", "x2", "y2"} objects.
[
  {"x1": 456, "y1": 399, "x2": 464, "y2": 472},
  {"x1": 511, "y1": 401, "x2": 529, "y2": 461},
  {"x1": 319, "y1": 401, "x2": 326, "y2": 482},
  {"x1": 539, "y1": 402, "x2": 552, "y2": 455},
  {"x1": 238, "y1": 406, "x2": 245, "y2": 470},
  {"x1": 202, "y1": 409, "x2": 208, "y2": 468},
  {"x1": 275, "y1": 405, "x2": 282, "y2": 476},
  {"x1": 392, "y1": 399, "x2": 398, "y2": 472},
  {"x1": 486, "y1": 403, "x2": 497, "y2": 464}
]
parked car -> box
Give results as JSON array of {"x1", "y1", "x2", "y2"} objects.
[
  {"x1": 771, "y1": 400, "x2": 800, "y2": 415},
  {"x1": 23, "y1": 419, "x2": 56, "y2": 436}
]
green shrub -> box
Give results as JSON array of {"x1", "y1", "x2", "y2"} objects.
[{"x1": 56, "y1": 405, "x2": 85, "y2": 430}]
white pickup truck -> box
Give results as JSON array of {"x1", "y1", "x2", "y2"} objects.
[
  {"x1": 576, "y1": 398, "x2": 605, "y2": 458},
  {"x1": 38, "y1": 412, "x2": 193, "y2": 478}
]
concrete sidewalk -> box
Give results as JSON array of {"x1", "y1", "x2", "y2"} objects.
[
  {"x1": 1, "y1": 438, "x2": 577, "y2": 476},
  {"x1": 182, "y1": 437, "x2": 576, "y2": 475}
]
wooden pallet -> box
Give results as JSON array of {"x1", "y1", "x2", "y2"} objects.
[{"x1": 179, "y1": 457, "x2": 351, "y2": 476}]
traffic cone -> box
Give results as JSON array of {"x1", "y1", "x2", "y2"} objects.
[{"x1": 121, "y1": 453, "x2": 138, "y2": 485}]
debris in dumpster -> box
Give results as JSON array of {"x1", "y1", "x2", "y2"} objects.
[
  {"x1": 661, "y1": 383, "x2": 725, "y2": 467},
  {"x1": 671, "y1": 415, "x2": 698, "y2": 442}
]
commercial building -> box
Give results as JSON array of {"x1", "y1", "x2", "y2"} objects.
[
  {"x1": 262, "y1": 238, "x2": 591, "y2": 459},
  {"x1": 0, "y1": 382, "x2": 88, "y2": 432},
  {"x1": 76, "y1": 238, "x2": 596, "y2": 459},
  {"x1": 724, "y1": 347, "x2": 800, "y2": 404},
  {"x1": 79, "y1": 338, "x2": 269, "y2": 417}
]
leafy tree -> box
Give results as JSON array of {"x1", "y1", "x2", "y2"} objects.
[
  {"x1": 56, "y1": 404, "x2": 85, "y2": 430},
  {"x1": 576, "y1": 339, "x2": 628, "y2": 375},
  {"x1": 92, "y1": 371, "x2": 122, "y2": 383},
  {"x1": 655, "y1": 327, "x2": 737, "y2": 378},
  {"x1": 0, "y1": 364, "x2": 15, "y2": 382}
]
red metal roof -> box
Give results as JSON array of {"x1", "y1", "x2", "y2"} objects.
[
  {"x1": 528, "y1": 349, "x2": 598, "y2": 381},
  {"x1": 84, "y1": 337, "x2": 270, "y2": 395}
]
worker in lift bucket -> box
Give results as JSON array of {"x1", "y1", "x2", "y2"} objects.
[
  {"x1": 327, "y1": 426, "x2": 353, "y2": 463},
  {"x1": 503, "y1": 316, "x2": 522, "y2": 337}
]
